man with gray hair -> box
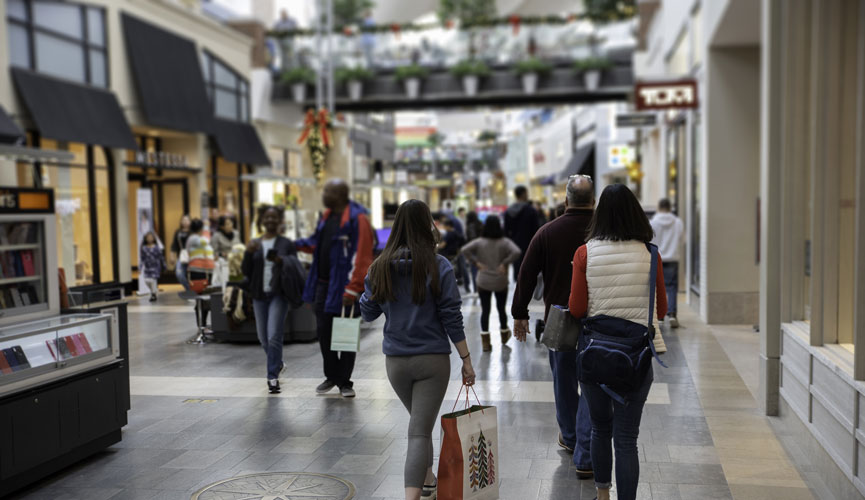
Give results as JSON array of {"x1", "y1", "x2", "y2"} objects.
[{"x1": 511, "y1": 174, "x2": 595, "y2": 479}]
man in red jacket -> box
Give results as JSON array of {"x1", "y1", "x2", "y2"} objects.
[{"x1": 511, "y1": 175, "x2": 595, "y2": 480}]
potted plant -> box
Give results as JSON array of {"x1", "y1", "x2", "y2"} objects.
[
  {"x1": 335, "y1": 66, "x2": 374, "y2": 101},
  {"x1": 451, "y1": 59, "x2": 490, "y2": 96},
  {"x1": 513, "y1": 57, "x2": 552, "y2": 95},
  {"x1": 574, "y1": 57, "x2": 613, "y2": 91},
  {"x1": 395, "y1": 64, "x2": 429, "y2": 99},
  {"x1": 280, "y1": 67, "x2": 316, "y2": 103}
]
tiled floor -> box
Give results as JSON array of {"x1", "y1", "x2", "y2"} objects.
[{"x1": 10, "y1": 291, "x2": 820, "y2": 500}]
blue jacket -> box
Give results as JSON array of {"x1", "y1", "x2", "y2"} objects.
[
  {"x1": 297, "y1": 200, "x2": 375, "y2": 314},
  {"x1": 359, "y1": 254, "x2": 466, "y2": 356}
]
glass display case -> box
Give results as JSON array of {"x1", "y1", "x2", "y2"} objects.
[{"x1": 0, "y1": 313, "x2": 115, "y2": 396}]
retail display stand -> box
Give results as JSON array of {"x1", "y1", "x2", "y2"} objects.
[{"x1": 0, "y1": 187, "x2": 129, "y2": 497}]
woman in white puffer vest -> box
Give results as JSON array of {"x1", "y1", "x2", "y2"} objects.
[{"x1": 568, "y1": 184, "x2": 667, "y2": 500}]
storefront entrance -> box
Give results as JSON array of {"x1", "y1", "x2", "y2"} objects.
[{"x1": 127, "y1": 174, "x2": 190, "y2": 279}]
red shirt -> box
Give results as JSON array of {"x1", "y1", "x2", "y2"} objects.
[{"x1": 568, "y1": 245, "x2": 668, "y2": 320}]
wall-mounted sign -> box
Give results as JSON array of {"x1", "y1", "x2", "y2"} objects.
[
  {"x1": 0, "y1": 187, "x2": 54, "y2": 213},
  {"x1": 635, "y1": 80, "x2": 698, "y2": 111},
  {"x1": 608, "y1": 145, "x2": 635, "y2": 168},
  {"x1": 616, "y1": 113, "x2": 658, "y2": 128},
  {"x1": 132, "y1": 151, "x2": 190, "y2": 168}
]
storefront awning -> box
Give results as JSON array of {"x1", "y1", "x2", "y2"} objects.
[
  {"x1": 557, "y1": 142, "x2": 596, "y2": 182},
  {"x1": 11, "y1": 68, "x2": 136, "y2": 149},
  {"x1": 122, "y1": 13, "x2": 213, "y2": 134},
  {"x1": 210, "y1": 119, "x2": 270, "y2": 166},
  {"x1": 0, "y1": 105, "x2": 24, "y2": 144}
]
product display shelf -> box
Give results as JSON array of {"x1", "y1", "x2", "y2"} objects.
[{"x1": 0, "y1": 217, "x2": 53, "y2": 322}]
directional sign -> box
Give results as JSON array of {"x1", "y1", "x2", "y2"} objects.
[
  {"x1": 635, "y1": 80, "x2": 699, "y2": 111},
  {"x1": 616, "y1": 113, "x2": 657, "y2": 128}
]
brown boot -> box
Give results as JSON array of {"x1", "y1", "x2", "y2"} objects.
[
  {"x1": 481, "y1": 333, "x2": 492, "y2": 352},
  {"x1": 500, "y1": 328, "x2": 512, "y2": 345}
]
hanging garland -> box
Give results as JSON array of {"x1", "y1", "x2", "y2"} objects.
[{"x1": 297, "y1": 108, "x2": 332, "y2": 182}]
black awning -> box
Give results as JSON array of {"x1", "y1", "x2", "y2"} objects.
[
  {"x1": 11, "y1": 68, "x2": 136, "y2": 149},
  {"x1": 210, "y1": 119, "x2": 270, "y2": 166},
  {"x1": 122, "y1": 13, "x2": 213, "y2": 133},
  {"x1": 558, "y1": 143, "x2": 596, "y2": 181},
  {"x1": 0, "y1": 105, "x2": 24, "y2": 144}
]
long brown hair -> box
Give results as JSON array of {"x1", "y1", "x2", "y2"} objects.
[{"x1": 368, "y1": 199, "x2": 441, "y2": 304}]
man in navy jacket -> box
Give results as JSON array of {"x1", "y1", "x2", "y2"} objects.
[{"x1": 297, "y1": 179, "x2": 374, "y2": 398}]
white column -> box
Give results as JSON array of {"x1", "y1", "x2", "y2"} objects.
[
  {"x1": 0, "y1": 158, "x2": 17, "y2": 186},
  {"x1": 112, "y1": 149, "x2": 132, "y2": 283},
  {"x1": 854, "y1": 0, "x2": 865, "y2": 380},
  {"x1": 759, "y1": 0, "x2": 784, "y2": 416}
]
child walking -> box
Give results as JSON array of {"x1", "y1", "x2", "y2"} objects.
[{"x1": 141, "y1": 231, "x2": 167, "y2": 302}]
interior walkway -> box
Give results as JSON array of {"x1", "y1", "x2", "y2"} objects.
[{"x1": 9, "y1": 291, "x2": 823, "y2": 500}]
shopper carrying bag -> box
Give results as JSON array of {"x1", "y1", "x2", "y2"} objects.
[
  {"x1": 568, "y1": 184, "x2": 667, "y2": 500},
  {"x1": 360, "y1": 199, "x2": 474, "y2": 500},
  {"x1": 330, "y1": 305, "x2": 361, "y2": 352},
  {"x1": 438, "y1": 385, "x2": 499, "y2": 500}
]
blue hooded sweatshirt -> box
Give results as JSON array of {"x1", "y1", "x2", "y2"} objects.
[{"x1": 359, "y1": 254, "x2": 465, "y2": 356}]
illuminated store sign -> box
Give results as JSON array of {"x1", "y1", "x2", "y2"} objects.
[{"x1": 635, "y1": 80, "x2": 698, "y2": 111}]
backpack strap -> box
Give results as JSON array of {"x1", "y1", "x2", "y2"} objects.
[{"x1": 645, "y1": 243, "x2": 668, "y2": 368}]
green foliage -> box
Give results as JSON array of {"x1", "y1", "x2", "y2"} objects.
[
  {"x1": 477, "y1": 130, "x2": 498, "y2": 143},
  {"x1": 513, "y1": 57, "x2": 553, "y2": 76},
  {"x1": 335, "y1": 66, "x2": 374, "y2": 83},
  {"x1": 427, "y1": 131, "x2": 446, "y2": 147},
  {"x1": 582, "y1": 0, "x2": 637, "y2": 23},
  {"x1": 333, "y1": 0, "x2": 375, "y2": 28},
  {"x1": 573, "y1": 57, "x2": 613, "y2": 72},
  {"x1": 450, "y1": 59, "x2": 490, "y2": 78},
  {"x1": 437, "y1": 0, "x2": 497, "y2": 25},
  {"x1": 280, "y1": 67, "x2": 316, "y2": 85},
  {"x1": 394, "y1": 64, "x2": 429, "y2": 81}
]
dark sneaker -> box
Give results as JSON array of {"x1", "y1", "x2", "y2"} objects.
[
  {"x1": 575, "y1": 468, "x2": 594, "y2": 480},
  {"x1": 557, "y1": 432, "x2": 574, "y2": 454},
  {"x1": 340, "y1": 386, "x2": 356, "y2": 398},
  {"x1": 421, "y1": 480, "x2": 437, "y2": 499},
  {"x1": 268, "y1": 380, "x2": 281, "y2": 394},
  {"x1": 149, "y1": 294, "x2": 157, "y2": 302},
  {"x1": 316, "y1": 380, "x2": 336, "y2": 394}
]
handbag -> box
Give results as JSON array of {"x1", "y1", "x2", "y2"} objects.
[
  {"x1": 330, "y1": 305, "x2": 361, "y2": 352},
  {"x1": 577, "y1": 243, "x2": 667, "y2": 404},
  {"x1": 540, "y1": 304, "x2": 581, "y2": 351},
  {"x1": 438, "y1": 384, "x2": 499, "y2": 500}
]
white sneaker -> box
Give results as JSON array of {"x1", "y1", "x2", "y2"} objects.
[
  {"x1": 669, "y1": 316, "x2": 680, "y2": 328},
  {"x1": 653, "y1": 332, "x2": 667, "y2": 354}
]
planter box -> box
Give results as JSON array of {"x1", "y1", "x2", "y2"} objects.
[
  {"x1": 348, "y1": 80, "x2": 363, "y2": 101},
  {"x1": 291, "y1": 83, "x2": 307, "y2": 103},
  {"x1": 462, "y1": 75, "x2": 479, "y2": 96},
  {"x1": 583, "y1": 70, "x2": 601, "y2": 91},
  {"x1": 404, "y1": 77, "x2": 421, "y2": 99},
  {"x1": 521, "y1": 73, "x2": 538, "y2": 94}
]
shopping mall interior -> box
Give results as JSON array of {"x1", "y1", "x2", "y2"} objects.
[{"x1": 0, "y1": 0, "x2": 863, "y2": 499}]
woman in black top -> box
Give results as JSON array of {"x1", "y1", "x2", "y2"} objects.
[
  {"x1": 171, "y1": 215, "x2": 192, "y2": 291},
  {"x1": 464, "y1": 211, "x2": 484, "y2": 293},
  {"x1": 241, "y1": 205, "x2": 296, "y2": 394}
]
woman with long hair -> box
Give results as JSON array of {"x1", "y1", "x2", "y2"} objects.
[
  {"x1": 568, "y1": 184, "x2": 667, "y2": 500},
  {"x1": 360, "y1": 199, "x2": 475, "y2": 500},
  {"x1": 241, "y1": 205, "x2": 296, "y2": 394},
  {"x1": 460, "y1": 215, "x2": 521, "y2": 352}
]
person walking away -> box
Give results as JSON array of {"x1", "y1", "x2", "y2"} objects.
[
  {"x1": 360, "y1": 199, "x2": 475, "y2": 500},
  {"x1": 242, "y1": 205, "x2": 297, "y2": 394},
  {"x1": 464, "y1": 211, "x2": 484, "y2": 293},
  {"x1": 650, "y1": 198, "x2": 684, "y2": 328},
  {"x1": 140, "y1": 231, "x2": 166, "y2": 302},
  {"x1": 461, "y1": 216, "x2": 521, "y2": 352},
  {"x1": 297, "y1": 179, "x2": 374, "y2": 398},
  {"x1": 511, "y1": 175, "x2": 595, "y2": 478},
  {"x1": 504, "y1": 185, "x2": 540, "y2": 280},
  {"x1": 568, "y1": 184, "x2": 667, "y2": 500},
  {"x1": 171, "y1": 215, "x2": 192, "y2": 291}
]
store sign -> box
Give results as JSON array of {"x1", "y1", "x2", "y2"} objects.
[
  {"x1": 608, "y1": 145, "x2": 635, "y2": 168},
  {"x1": 0, "y1": 187, "x2": 53, "y2": 213},
  {"x1": 616, "y1": 113, "x2": 657, "y2": 128},
  {"x1": 635, "y1": 80, "x2": 698, "y2": 111},
  {"x1": 133, "y1": 151, "x2": 189, "y2": 168}
]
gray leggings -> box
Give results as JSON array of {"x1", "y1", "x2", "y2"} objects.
[{"x1": 386, "y1": 354, "x2": 451, "y2": 488}]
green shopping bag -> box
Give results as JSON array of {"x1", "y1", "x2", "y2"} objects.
[{"x1": 330, "y1": 305, "x2": 361, "y2": 352}]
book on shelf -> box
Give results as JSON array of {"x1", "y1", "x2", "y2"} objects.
[
  {"x1": 12, "y1": 252, "x2": 24, "y2": 277},
  {"x1": 0, "y1": 225, "x2": 8, "y2": 245},
  {"x1": 20, "y1": 250, "x2": 35, "y2": 276},
  {"x1": 9, "y1": 288, "x2": 22, "y2": 308},
  {"x1": 20, "y1": 290, "x2": 30, "y2": 306},
  {"x1": 55, "y1": 336, "x2": 72, "y2": 359},
  {"x1": 70, "y1": 334, "x2": 87, "y2": 356},
  {"x1": 7, "y1": 224, "x2": 33, "y2": 245},
  {"x1": 75, "y1": 333, "x2": 93, "y2": 353},
  {"x1": 23, "y1": 284, "x2": 39, "y2": 304},
  {"x1": 11, "y1": 346, "x2": 30, "y2": 369},
  {"x1": 45, "y1": 339, "x2": 56, "y2": 360},
  {"x1": 64, "y1": 336, "x2": 80, "y2": 357},
  {"x1": 0, "y1": 350, "x2": 11, "y2": 374}
]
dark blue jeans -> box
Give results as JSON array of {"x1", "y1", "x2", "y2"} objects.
[
  {"x1": 580, "y1": 367, "x2": 653, "y2": 500},
  {"x1": 663, "y1": 262, "x2": 678, "y2": 316},
  {"x1": 549, "y1": 350, "x2": 592, "y2": 469},
  {"x1": 253, "y1": 294, "x2": 289, "y2": 380}
]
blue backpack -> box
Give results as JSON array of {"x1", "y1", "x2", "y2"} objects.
[{"x1": 576, "y1": 243, "x2": 667, "y2": 404}]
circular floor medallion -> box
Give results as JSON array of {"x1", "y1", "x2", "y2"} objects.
[{"x1": 191, "y1": 472, "x2": 356, "y2": 500}]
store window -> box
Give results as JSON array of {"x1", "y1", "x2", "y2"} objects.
[
  {"x1": 6, "y1": 0, "x2": 108, "y2": 87},
  {"x1": 201, "y1": 51, "x2": 250, "y2": 122},
  {"x1": 690, "y1": 116, "x2": 701, "y2": 293}
]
